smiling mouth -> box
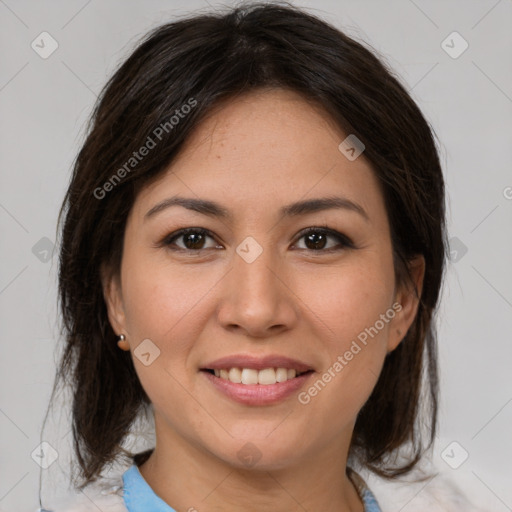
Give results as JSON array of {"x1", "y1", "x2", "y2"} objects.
[{"x1": 201, "y1": 367, "x2": 314, "y2": 385}]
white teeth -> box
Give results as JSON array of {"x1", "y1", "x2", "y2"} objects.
[
  {"x1": 228, "y1": 367, "x2": 242, "y2": 383},
  {"x1": 276, "y1": 368, "x2": 288, "y2": 382},
  {"x1": 241, "y1": 368, "x2": 259, "y2": 385},
  {"x1": 212, "y1": 367, "x2": 306, "y2": 385},
  {"x1": 258, "y1": 368, "x2": 276, "y2": 385}
]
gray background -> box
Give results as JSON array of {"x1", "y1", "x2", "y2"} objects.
[{"x1": 0, "y1": 0, "x2": 511, "y2": 510}]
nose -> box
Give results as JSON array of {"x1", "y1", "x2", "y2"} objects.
[{"x1": 216, "y1": 239, "x2": 299, "y2": 338}]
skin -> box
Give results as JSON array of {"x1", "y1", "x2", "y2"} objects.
[{"x1": 103, "y1": 88, "x2": 425, "y2": 512}]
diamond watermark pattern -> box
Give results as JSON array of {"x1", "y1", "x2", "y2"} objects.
[
  {"x1": 441, "y1": 31, "x2": 469, "y2": 59},
  {"x1": 441, "y1": 441, "x2": 469, "y2": 469},
  {"x1": 31, "y1": 441, "x2": 59, "y2": 469},
  {"x1": 134, "y1": 338, "x2": 161, "y2": 366},
  {"x1": 448, "y1": 236, "x2": 468, "y2": 263},
  {"x1": 338, "y1": 134, "x2": 365, "y2": 161},
  {"x1": 32, "y1": 237, "x2": 54, "y2": 263},
  {"x1": 236, "y1": 236, "x2": 263, "y2": 264},
  {"x1": 237, "y1": 442, "x2": 262, "y2": 468},
  {"x1": 31, "y1": 32, "x2": 59, "y2": 59}
]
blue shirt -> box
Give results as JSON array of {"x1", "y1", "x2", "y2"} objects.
[{"x1": 122, "y1": 464, "x2": 382, "y2": 511}]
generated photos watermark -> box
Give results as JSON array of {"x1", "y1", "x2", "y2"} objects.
[
  {"x1": 93, "y1": 97, "x2": 198, "y2": 200},
  {"x1": 298, "y1": 302, "x2": 402, "y2": 405}
]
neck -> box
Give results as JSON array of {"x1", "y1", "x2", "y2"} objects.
[{"x1": 137, "y1": 424, "x2": 364, "y2": 512}]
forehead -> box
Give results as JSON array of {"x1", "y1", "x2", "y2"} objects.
[
  {"x1": 130, "y1": 88, "x2": 385, "y2": 226},
  {"x1": 182, "y1": 88, "x2": 345, "y2": 158}
]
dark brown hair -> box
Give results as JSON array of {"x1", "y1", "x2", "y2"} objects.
[{"x1": 50, "y1": 1, "x2": 447, "y2": 490}]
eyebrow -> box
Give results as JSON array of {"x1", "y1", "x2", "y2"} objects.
[{"x1": 144, "y1": 195, "x2": 369, "y2": 222}]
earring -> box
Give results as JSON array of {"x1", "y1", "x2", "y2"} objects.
[{"x1": 117, "y1": 334, "x2": 130, "y2": 351}]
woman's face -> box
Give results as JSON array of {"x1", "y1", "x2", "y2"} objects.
[{"x1": 104, "y1": 88, "x2": 423, "y2": 471}]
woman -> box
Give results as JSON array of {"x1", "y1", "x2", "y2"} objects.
[{"x1": 39, "y1": 2, "x2": 482, "y2": 511}]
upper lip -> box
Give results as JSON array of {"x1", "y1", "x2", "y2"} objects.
[{"x1": 201, "y1": 354, "x2": 314, "y2": 373}]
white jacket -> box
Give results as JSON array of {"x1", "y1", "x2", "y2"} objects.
[{"x1": 41, "y1": 461, "x2": 492, "y2": 512}]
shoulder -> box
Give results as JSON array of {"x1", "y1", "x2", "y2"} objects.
[
  {"x1": 362, "y1": 460, "x2": 490, "y2": 512},
  {"x1": 38, "y1": 477, "x2": 128, "y2": 512}
]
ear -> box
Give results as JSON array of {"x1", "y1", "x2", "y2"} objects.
[
  {"x1": 387, "y1": 255, "x2": 425, "y2": 353},
  {"x1": 101, "y1": 263, "x2": 127, "y2": 340}
]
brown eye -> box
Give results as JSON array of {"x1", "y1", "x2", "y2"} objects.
[
  {"x1": 161, "y1": 226, "x2": 354, "y2": 254},
  {"x1": 294, "y1": 227, "x2": 354, "y2": 252},
  {"x1": 163, "y1": 228, "x2": 219, "y2": 251}
]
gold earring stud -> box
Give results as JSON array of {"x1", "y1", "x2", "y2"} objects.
[{"x1": 117, "y1": 334, "x2": 130, "y2": 351}]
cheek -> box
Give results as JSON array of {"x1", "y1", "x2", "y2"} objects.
[
  {"x1": 295, "y1": 254, "x2": 396, "y2": 409},
  {"x1": 303, "y1": 256, "x2": 395, "y2": 347},
  {"x1": 121, "y1": 248, "x2": 211, "y2": 342},
  {"x1": 118, "y1": 253, "x2": 210, "y2": 416}
]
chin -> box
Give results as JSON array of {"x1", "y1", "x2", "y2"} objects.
[{"x1": 205, "y1": 434, "x2": 307, "y2": 473}]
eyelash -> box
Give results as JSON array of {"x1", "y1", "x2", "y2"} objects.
[{"x1": 160, "y1": 226, "x2": 355, "y2": 254}]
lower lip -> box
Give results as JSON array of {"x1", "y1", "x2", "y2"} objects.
[{"x1": 201, "y1": 370, "x2": 313, "y2": 406}]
